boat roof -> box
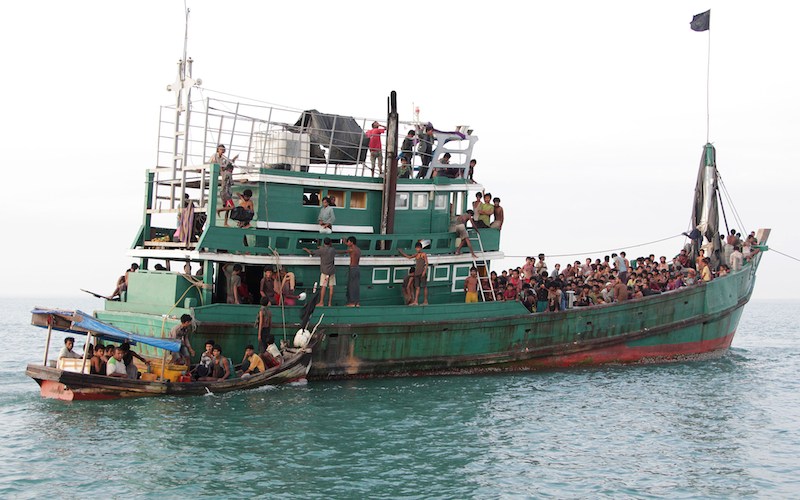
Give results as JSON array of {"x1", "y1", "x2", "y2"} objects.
[{"x1": 31, "y1": 309, "x2": 182, "y2": 353}]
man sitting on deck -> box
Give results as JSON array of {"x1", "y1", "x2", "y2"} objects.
[
  {"x1": 317, "y1": 197, "x2": 335, "y2": 233},
  {"x1": 239, "y1": 345, "x2": 265, "y2": 378},
  {"x1": 59, "y1": 337, "x2": 82, "y2": 359}
]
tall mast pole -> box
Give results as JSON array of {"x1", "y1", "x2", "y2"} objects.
[{"x1": 380, "y1": 91, "x2": 399, "y2": 242}]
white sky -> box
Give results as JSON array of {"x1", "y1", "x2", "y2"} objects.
[{"x1": 1, "y1": 1, "x2": 798, "y2": 299}]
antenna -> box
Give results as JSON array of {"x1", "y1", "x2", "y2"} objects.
[{"x1": 165, "y1": 4, "x2": 202, "y2": 208}]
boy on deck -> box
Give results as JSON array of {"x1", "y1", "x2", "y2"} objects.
[
  {"x1": 225, "y1": 189, "x2": 255, "y2": 228},
  {"x1": 464, "y1": 267, "x2": 479, "y2": 303},
  {"x1": 399, "y1": 242, "x2": 429, "y2": 306}
]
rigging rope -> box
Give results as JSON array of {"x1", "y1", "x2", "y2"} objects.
[
  {"x1": 769, "y1": 248, "x2": 800, "y2": 264},
  {"x1": 501, "y1": 233, "x2": 685, "y2": 261}
]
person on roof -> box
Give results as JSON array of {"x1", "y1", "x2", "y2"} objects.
[
  {"x1": 366, "y1": 121, "x2": 386, "y2": 175},
  {"x1": 211, "y1": 144, "x2": 238, "y2": 227}
]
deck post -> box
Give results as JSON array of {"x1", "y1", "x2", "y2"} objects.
[
  {"x1": 81, "y1": 333, "x2": 92, "y2": 374},
  {"x1": 160, "y1": 350, "x2": 168, "y2": 381},
  {"x1": 42, "y1": 315, "x2": 53, "y2": 366}
]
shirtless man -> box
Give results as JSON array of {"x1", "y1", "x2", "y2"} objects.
[
  {"x1": 110, "y1": 263, "x2": 139, "y2": 299},
  {"x1": 464, "y1": 267, "x2": 479, "y2": 303},
  {"x1": 220, "y1": 189, "x2": 254, "y2": 228},
  {"x1": 399, "y1": 242, "x2": 429, "y2": 305},
  {"x1": 343, "y1": 236, "x2": 361, "y2": 307},
  {"x1": 454, "y1": 210, "x2": 478, "y2": 258},
  {"x1": 490, "y1": 197, "x2": 504, "y2": 229}
]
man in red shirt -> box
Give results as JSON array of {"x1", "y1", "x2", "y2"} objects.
[{"x1": 366, "y1": 121, "x2": 386, "y2": 175}]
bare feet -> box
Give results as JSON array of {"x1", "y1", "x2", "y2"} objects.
[
  {"x1": 409, "y1": 302, "x2": 418, "y2": 306},
  {"x1": 421, "y1": 302, "x2": 429, "y2": 305}
]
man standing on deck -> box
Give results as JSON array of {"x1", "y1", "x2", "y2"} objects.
[
  {"x1": 210, "y1": 144, "x2": 238, "y2": 227},
  {"x1": 730, "y1": 245, "x2": 744, "y2": 272},
  {"x1": 303, "y1": 237, "x2": 337, "y2": 307},
  {"x1": 416, "y1": 125, "x2": 434, "y2": 178},
  {"x1": 476, "y1": 193, "x2": 494, "y2": 228},
  {"x1": 454, "y1": 210, "x2": 478, "y2": 258},
  {"x1": 400, "y1": 129, "x2": 415, "y2": 164},
  {"x1": 464, "y1": 267, "x2": 479, "y2": 303},
  {"x1": 366, "y1": 121, "x2": 386, "y2": 175},
  {"x1": 399, "y1": 242, "x2": 429, "y2": 306},
  {"x1": 490, "y1": 197, "x2": 504, "y2": 229},
  {"x1": 260, "y1": 266, "x2": 277, "y2": 305},
  {"x1": 170, "y1": 314, "x2": 195, "y2": 365},
  {"x1": 341, "y1": 236, "x2": 361, "y2": 307}
]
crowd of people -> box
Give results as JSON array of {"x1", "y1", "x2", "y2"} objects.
[
  {"x1": 59, "y1": 311, "x2": 285, "y2": 382},
  {"x1": 472, "y1": 229, "x2": 761, "y2": 312}
]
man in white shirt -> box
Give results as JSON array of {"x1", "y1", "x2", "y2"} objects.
[
  {"x1": 58, "y1": 337, "x2": 81, "y2": 359},
  {"x1": 106, "y1": 347, "x2": 127, "y2": 377},
  {"x1": 729, "y1": 245, "x2": 744, "y2": 272}
]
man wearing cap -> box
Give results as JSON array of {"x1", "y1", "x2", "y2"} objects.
[
  {"x1": 59, "y1": 337, "x2": 82, "y2": 359},
  {"x1": 211, "y1": 144, "x2": 238, "y2": 227}
]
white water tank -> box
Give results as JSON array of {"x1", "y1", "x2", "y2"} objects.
[{"x1": 261, "y1": 131, "x2": 310, "y2": 171}]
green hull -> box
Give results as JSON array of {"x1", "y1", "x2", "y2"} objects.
[{"x1": 95, "y1": 250, "x2": 763, "y2": 379}]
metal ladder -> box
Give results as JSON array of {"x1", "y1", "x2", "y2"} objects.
[{"x1": 468, "y1": 229, "x2": 495, "y2": 301}]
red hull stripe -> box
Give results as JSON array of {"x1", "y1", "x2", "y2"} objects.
[{"x1": 532, "y1": 330, "x2": 737, "y2": 368}]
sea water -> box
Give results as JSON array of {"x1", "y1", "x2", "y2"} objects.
[{"x1": 0, "y1": 297, "x2": 798, "y2": 498}]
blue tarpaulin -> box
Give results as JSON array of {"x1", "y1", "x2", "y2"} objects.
[{"x1": 31, "y1": 309, "x2": 182, "y2": 353}]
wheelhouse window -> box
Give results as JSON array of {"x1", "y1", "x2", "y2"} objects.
[
  {"x1": 303, "y1": 189, "x2": 321, "y2": 206},
  {"x1": 326, "y1": 189, "x2": 345, "y2": 207},
  {"x1": 395, "y1": 193, "x2": 409, "y2": 210},
  {"x1": 350, "y1": 191, "x2": 367, "y2": 209},
  {"x1": 434, "y1": 193, "x2": 448, "y2": 210},
  {"x1": 412, "y1": 193, "x2": 429, "y2": 210}
]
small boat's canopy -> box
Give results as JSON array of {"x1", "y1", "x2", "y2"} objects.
[{"x1": 31, "y1": 309, "x2": 182, "y2": 353}]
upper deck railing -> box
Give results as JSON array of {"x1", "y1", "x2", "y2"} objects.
[{"x1": 151, "y1": 95, "x2": 478, "y2": 212}]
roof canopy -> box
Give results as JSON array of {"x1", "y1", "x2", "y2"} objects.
[
  {"x1": 31, "y1": 309, "x2": 182, "y2": 353},
  {"x1": 293, "y1": 110, "x2": 369, "y2": 165}
]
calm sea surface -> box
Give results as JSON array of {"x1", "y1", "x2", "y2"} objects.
[{"x1": 0, "y1": 297, "x2": 798, "y2": 499}]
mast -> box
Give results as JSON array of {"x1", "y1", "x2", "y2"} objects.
[
  {"x1": 380, "y1": 91, "x2": 399, "y2": 241},
  {"x1": 688, "y1": 143, "x2": 721, "y2": 269}
]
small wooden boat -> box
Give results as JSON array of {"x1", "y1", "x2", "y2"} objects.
[{"x1": 26, "y1": 309, "x2": 320, "y2": 401}]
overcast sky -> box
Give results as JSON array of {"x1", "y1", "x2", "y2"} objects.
[{"x1": 1, "y1": 1, "x2": 797, "y2": 300}]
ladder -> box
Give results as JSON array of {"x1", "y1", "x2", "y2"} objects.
[{"x1": 468, "y1": 229, "x2": 495, "y2": 301}]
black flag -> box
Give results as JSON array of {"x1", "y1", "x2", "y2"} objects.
[{"x1": 691, "y1": 10, "x2": 710, "y2": 32}]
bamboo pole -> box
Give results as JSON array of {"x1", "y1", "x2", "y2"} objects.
[
  {"x1": 42, "y1": 315, "x2": 53, "y2": 366},
  {"x1": 160, "y1": 350, "x2": 168, "y2": 381},
  {"x1": 81, "y1": 333, "x2": 92, "y2": 374}
]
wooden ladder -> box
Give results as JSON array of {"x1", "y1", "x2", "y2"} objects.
[{"x1": 468, "y1": 229, "x2": 495, "y2": 301}]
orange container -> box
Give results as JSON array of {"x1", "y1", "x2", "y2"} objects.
[{"x1": 177, "y1": 375, "x2": 192, "y2": 383}]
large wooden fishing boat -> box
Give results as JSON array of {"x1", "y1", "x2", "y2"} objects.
[{"x1": 37, "y1": 51, "x2": 769, "y2": 381}]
